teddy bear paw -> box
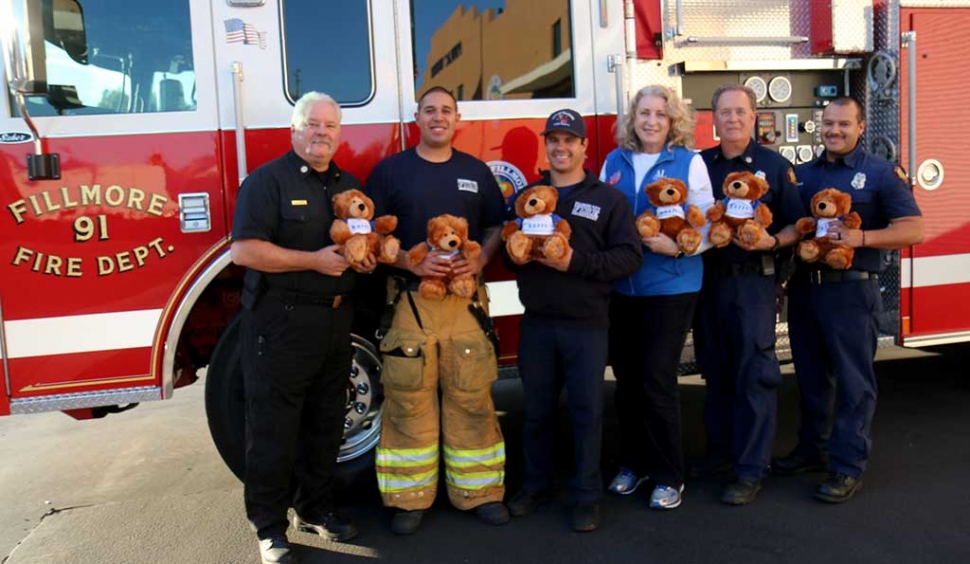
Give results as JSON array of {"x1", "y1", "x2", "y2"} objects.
[
  {"x1": 739, "y1": 223, "x2": 764, "y2": 246},
  {"x1": 708, "y1": 222, "x2": 732, "y2": 248},
  {"x1": 419, "y1": 280, "x2": 447, "y2": 301},
  {"x1": 825, "y1": 250, "x2": 852, "y2": 270},
  {"x1": 542, "y1": 235, "x2": 567, "y2": 260},
  {"x1": 636, "y1": 216, "x2": 660, "y2": 239},
  {"x1": 380, "y1": 237, "x2": 401, "y2": 264},
  {"x1": 449, "y1": 277, "x2": 477, "y2": 299},
  {"x1": 343, "y1": 236, "x2": 370, "y2": 264},
  {"x1": 507, "y1": 231, "x2": 533, "y2": 263},
  {"x1": 677, "y1": 230, "x2": 702, "y2": 255}
]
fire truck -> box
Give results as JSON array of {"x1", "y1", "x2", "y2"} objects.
[{"x1": 1, "y1": 0, "x2": 968, "y2": 478}]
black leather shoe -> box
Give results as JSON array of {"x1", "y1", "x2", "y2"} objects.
[
  {"x1": 815, "y1": 472, "x2": 862, "y2": 503},
  {"x1": 570, "y1": 501, "x2": 601, "y2": 532},
  {"x1": 390, "y1": 509, "x2": 425, "y2": 535},
  {"x1": 721, "y1": 480, "x2": 763, "y2": 506},
  {"x1": 291, "y1": 511, "x2": 359, "y2": 542},
  {"x1": 772, "y1": 447, "x2": 828, "y2": 476},
  {"x1": 258, "y1": 536, "x2": 299, "y2": 564},
  {"x1": 474, "y1": 501, "x2": 511, "y2": 525},
  {"x1": 507, "y1": 489, "x2": 549, "y2": 517},
  {"x1": 688, "y1": 455, "x2": 732, "y2": 479}
]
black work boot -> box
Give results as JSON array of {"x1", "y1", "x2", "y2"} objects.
[
  {"x1": 474, "y1": 501, "x2": 510, "y2": 525},
  {"x1": 390, "y1": 509, "x2": 425, "y2": 535},
  {"x1": 258, "y1": 536, "x2": 299, "y2": 564},
  {"x1": 721, "y1": 479, "x2": 763, "y2": 506},
  {"x1": 291, "y1": 511, "x2": 359, "y2": 542},
  {"x1": 570, "y1": 500, "x2": 601, "y2": 532},
  {"x1": 507, "y1": 489, "x2": 549, "y2": 517},
  {"x1": 815, "y1": 472, "x2": 862, "y2": 503}
]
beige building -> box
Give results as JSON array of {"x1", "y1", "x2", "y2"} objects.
[{"x1": 416, "y1": 0, "x2": 572, "y2": 101}]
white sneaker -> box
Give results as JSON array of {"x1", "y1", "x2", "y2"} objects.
[
  {"x1": 649, "y1": 484, "x2": 685, "y2": 509},
  {"x1": 608, "y1": 467, "x2": 647, "y2": 495}
]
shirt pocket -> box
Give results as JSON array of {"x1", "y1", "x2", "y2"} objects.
[
  {"x1": 849, "y1": 189, "x2": 876, "y2": 224},
  {"x1": 379, "y1": 330, "x2": 434, "y2": 392}
]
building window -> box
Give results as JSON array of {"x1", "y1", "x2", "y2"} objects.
[
  {"x1": 411, "y1": 0, "x2": 574, "y2": 102},
  {"x1": 552, "y1": 19, "x2": 562, "y2": 57}
]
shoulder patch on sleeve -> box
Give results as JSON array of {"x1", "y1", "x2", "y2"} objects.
[
  {"x1": 787, "y1": 167, "x2": 797, "y2": 185},
  {"x1": 894, "y1": 166, "x2": 908, "y2": 182}
]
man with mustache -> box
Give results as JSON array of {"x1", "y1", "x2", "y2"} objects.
[
  {"x1": 231, "y1": 91, "x2": 371, "y2": 564},
  {"x1": 779, "y1": 97, "x2": 923, "y2": 503}
]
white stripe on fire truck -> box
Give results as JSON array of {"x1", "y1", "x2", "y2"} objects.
[
  {"x1": 2, "y1": 309, "x2": 162, "y2": 359},
  {"x1": 901, "y1": 253, "x2": 970, "y2": 289},
  {"x1": 484, "y1": 281, "x2": 524, "y2": 317}
]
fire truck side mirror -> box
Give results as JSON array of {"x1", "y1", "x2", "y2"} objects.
[{"x1": 6, "y1": 0, "x2": 88, "y2": 97}]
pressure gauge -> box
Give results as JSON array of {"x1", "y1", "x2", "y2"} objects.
[
  {"x1": 768, "y1": 76, "x2": 793, "y2": 103},
  {"x1": 744, "y1": 76, "x2": 768, "y2": 104}
]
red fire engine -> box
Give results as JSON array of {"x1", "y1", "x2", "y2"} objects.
[{"x1": 1, "y1": 0, "x2": 967, "y2": 476}]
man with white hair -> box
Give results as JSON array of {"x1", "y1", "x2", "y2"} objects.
[{"x1": 231, "y1": 91, "x2": 373, "y2": 563}]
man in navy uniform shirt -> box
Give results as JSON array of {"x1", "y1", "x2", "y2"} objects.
[
  {"x1": 775, "y1": 97, "x2": 923, "y2": 502},
  {"x1": 691, "y1": 84, "x2": 805, "y2": 506}
]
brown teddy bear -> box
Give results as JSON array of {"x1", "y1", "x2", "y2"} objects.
[
  {"x1": 502, "y1": 185, "x2": 572, "y2": 265},
  {"x1": 635, "y1": 177, "x2": 706, "y2": 255},
  {"x1": 706, "y1": 171, "x2": 773, "y2": 248},
  {"x1": 406, "y1": 214, "x2": 481, "y2": 300},
  {"x1": 329, "y1": 189, "x2": 400, "y2": 267},
  {"x1": 795, "y1": 188, "x2": 862, "y2": 270}
]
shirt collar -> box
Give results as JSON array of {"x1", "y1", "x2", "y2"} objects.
[
  {"x1": 714, "y1": 139, "x2": 757, "y2": 165},
  {"x1": 815, "y1": 143, "x2": 864, "y2": 169},
  {"x1": 287, "y1": 150, "x2": 341, "y2": 182}
]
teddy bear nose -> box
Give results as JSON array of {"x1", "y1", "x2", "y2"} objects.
[
  {"x1": 818, "y1": 202, "x2": 827, "y2": 210},
  {"x1": 732, "y1": 181, "x2": 742, "y2": 189},
  {"x1": 665, "y1": 189, "x2": 675, "y2": 196},
  {"x1": 529, "y1": 199, "x2": 538, "y2": 207},
  {"x1": 448, "y1": 240, "x2": 458, "y2": 248},
  {"x1": 356, "y1": 203, "x2": 365, "y2": 211}
]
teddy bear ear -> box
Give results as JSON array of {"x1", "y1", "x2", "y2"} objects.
[{"x1": 836, "y1": 191, "x2": 852, "y2": 212}]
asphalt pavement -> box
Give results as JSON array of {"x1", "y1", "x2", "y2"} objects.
[{"x1": 1, "y1": 344, "x2": 968, "y2": 564}]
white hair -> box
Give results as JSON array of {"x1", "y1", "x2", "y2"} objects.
[{"x1": 291, "y1": 91, "x2": 342, "y2": 129}]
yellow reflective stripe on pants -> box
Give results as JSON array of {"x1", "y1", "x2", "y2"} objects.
[
  {"x1": 445, "y1": 469, "x2": 505, "y2": 490},
  {"x1": 443, "y1": 442, "x2": 506, "y2": 469},
  {"x1": 376, "y1": 444, "x2": 439, "y2": 468},
  {"x1": 377, "y1": 467, "x2": 439, "y2": 493}
]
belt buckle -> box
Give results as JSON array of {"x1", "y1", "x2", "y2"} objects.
[
  {"x1": 810, "y1": 270, "x2": 823, "y2": 285},
  {"x1": 331, "y1": 295, "x2": 343, "y2": 309}
]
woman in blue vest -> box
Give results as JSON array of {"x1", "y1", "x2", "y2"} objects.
[{"x1": 600, "y1": 84, "x2": 715, "y2": 509}]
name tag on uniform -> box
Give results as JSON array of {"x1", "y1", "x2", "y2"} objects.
[
  {"x1": 347, "y1": 218, "x2": 371, "y2": 234},
  {"x1": 656, "y1": 205, "x2": 685, "y2": 220},
  {"x1": 522, "y1": 214, "x2": 555, "y2": 235},
  {"x1": 816, "y1": 217, "x2": 835, "y2": 238},
  {"x1": 457, "y1": 179, "x2": 479, "y2": 193},
  {"x1": 291, "y1": 199, "x2": 308, "y2": 206},
  {"x1": 726, "y1": 199, "x2": 755, "y2": 219}
]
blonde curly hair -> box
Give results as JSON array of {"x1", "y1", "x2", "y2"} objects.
[{"x1": 616, "y1": 85, "x2": 695, "y2": 152}]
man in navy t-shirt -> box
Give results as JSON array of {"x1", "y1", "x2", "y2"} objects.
[{"x1": 366, "y1": 87, "x2": 509, "y2": 534}]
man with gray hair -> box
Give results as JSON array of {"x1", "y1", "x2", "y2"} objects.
[{"x1": 232, "y1": 91, "x2": 371, "y2": 563}]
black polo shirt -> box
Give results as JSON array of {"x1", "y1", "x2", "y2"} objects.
[
  {"x1": 232, "y1": 150, "x2": 360, "y2": 300},
  {"x1": 795, "y1": 145, "x2": 921, "y2": 273},
  {"x1": 701, "y1": 140, "x2": 805, "y2": 269}
]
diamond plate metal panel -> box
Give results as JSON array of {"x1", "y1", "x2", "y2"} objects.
[{"x1": 10, "y1": 386, "x2": 161, "y2": 414}]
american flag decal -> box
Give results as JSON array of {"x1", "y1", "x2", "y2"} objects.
[{"x1": 224, "y1": 18, "x2": 266, "y2": 50}]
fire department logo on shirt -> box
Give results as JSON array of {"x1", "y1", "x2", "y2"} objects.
[
  {"x1": 755, "y1": 170, "x2": 766, "y2": 180},
  {"x1": 851, "y1": 172, "x2": 867, "y2": 190},
  {"x1": 571, "y1": 201, "x2": 601, "y2": 221},
  {"x1": 457, "y1": 178, "x2": 479, "y2": 193},
  {"x1": 608, "y1": 171, "x2": 622, "y2": 185}
]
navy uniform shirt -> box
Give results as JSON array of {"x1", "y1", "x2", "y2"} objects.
[
  {"x1": 232, "y1": 150, "x2": 359, "y2": 298},
  {"x1": 795, "y1": 144, "x2": 921, "y2": 273},
  {"x1": 701, "y1": 140, "x2": 805, "y2": 268},
  {"x1": 366, "y1": 148, "x2": 506, "y2": 250}
]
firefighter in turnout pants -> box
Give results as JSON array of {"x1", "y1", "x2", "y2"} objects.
[{"x1": 366, "y1": 87, "x2": 509, "y2": 534}]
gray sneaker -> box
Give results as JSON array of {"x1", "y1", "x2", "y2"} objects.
[
  {"x1": 258, "y1": 536, "x2": 299, "y2": 564},
  {"x1": 649, "y1": 484, "x2": 684, "y2": 510},
  {"x1": 608, "y1": 467, "x2": 648, "y2": 495}
]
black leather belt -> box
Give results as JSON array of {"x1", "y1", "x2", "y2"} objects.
[
  {"x1": 808, "y1": 270, "x2": 874, "y2": 285},
  {"x1": 265, "y1": 288, "x2": 347, "y2": 308},
  {"x1": 713, "y1": 262, "x2": 769, "y2": 278}
]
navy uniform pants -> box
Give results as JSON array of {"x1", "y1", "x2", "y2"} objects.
[
  {"x1": 787, "y1": 275, "x2": 881, "y2": 478},
  {"x1": 694, "y1": 273, "x2": 782, "y2": 482},
  {"x1": 241, "y1": 293, "x2": 353, "y2": 539},
  {"x1": 518, "y1": 320, "x2": 608, "y2": 501}
]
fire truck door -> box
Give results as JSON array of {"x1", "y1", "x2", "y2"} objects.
[
  {"x1": 0, "y1": 0, "x2": 223, "y2": 406},
  {"x1": 211, "y1": 0, "x2": 407, "y2": 204},
  {"x1": 900, "y1": 7, "x2": 970, "y2": 343}
]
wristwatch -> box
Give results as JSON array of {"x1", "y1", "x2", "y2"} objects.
[{"x1": 770, "y1": 236, "x2": 782, "y2": 252}]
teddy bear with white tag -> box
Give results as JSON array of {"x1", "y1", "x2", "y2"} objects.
[
  {"x1": 329, "y1": 189, "x2": 400, "y2": 267},
  {"x1": 795, "y1": 187, "x2": 862, "y2": 270},
  {"x1": 502, "y1": 185, "x2": 572, "y2": 265},
  {"x1": 706, "y1": 171, "x2": 773, "y2": 248},
  {"x1": 635, "y1": 177, "x2": 706, "y2": 255}
]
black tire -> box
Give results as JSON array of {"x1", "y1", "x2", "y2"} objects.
[{"x1": 204, "y1": 312, "x2": 383, "y2": 494}]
